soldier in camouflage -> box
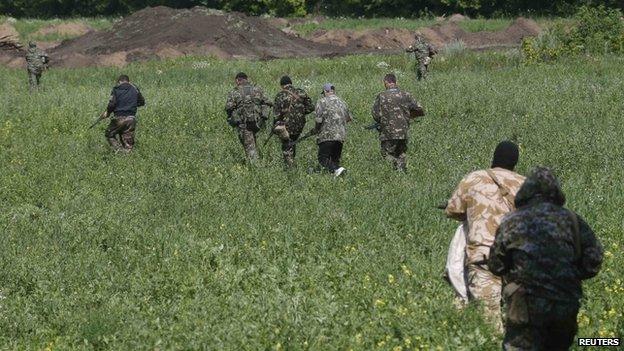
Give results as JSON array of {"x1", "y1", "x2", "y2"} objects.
[
  {"x1": 405, "y1": 33, "x2": 436, "y2": 81},
  {"x1": 25, "y1": 42, "x2": 49, "y2": 92},
  {"x1": 272, "y1": 75, "x2": 314, "y2": 168},
  {"x1": 225, "y1": 72, "x2": 272, "y2": 163},
  {"x1": 445, "y1": 141, "x2": 526, "y2": 329},
  {"x1": 308, "y1": 83, "x2": 352, "y2": 176},
  {"x1": 371, "y1": 73, "x2": 424, "y2": 171},
  {"x1": 489, "y1": 167, "x2": 603, "y2": 351}
]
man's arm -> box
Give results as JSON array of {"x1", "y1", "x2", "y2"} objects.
[
  {"x1": 273, "y1": 92, "x2": 287, "y2": 122},
  {"x1": 406, "y1": 93, "x2": 424, "y2": 119},
  {"x1": 225, "y1": 91, "x2": 237, "y2": 119},
  {"x1": 301, "y1": 90, "x2": 315, "y2": 115},
  {"x1": 106, "y1": 89, "x2": 117, "y2": 116},
  {"x1": 576, "y1": 215, "x2": 603, "y2": 280},
  {"x1": 488, "y1": 224, "x2": 510, "y2": 276},
  {"x1": 136, "y1": 88, "x2": 145, "y2": 107},
  {"x1": 372, "y1": 94, "x2": 381, "y2": 123},
  {"x1": 445, "y1": 176, "x2": 468, "y2": 221}
]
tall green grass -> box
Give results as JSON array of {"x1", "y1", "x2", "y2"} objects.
[{"x1": 0, "y1": 51, "x2": 622, "y2": 350}]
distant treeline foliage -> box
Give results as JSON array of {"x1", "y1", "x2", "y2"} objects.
[{"x1": 1, "y1": 0, "x2": 623, "y2": 18}]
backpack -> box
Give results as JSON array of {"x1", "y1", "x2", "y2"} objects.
[{"x1": 238, "y1": 85, "x2": 261, "y2": 125}]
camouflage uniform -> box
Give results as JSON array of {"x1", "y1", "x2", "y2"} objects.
[
  {"x1": 273, "y1": 85, "x2": 314, "y2": 167},
  {"x1": 405, "y1": 37, "x2": 436, "y2": 81},
  {"x1": 489, "y1": 167, "x2": 603, "y2": 351},
  {"x1": 225, "y1": 83, "x2": 272, "y2": 162},
  {"x1": 371, "y1": 87, "x2": 423, "y2": 171},
  {"x1": 315, "y1": 94, "x2": 351, "y2": 172},
  {"x1": 105, "y1": 82, "x2": 145, "y2": 151},
  {"x1": 446, "y1": 168, "x2": 525, "y2": 326},
  {"x1": 25, "y1": 44, "x2": 49, "y2": 91}
]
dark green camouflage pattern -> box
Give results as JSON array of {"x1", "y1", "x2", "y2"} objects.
[
  {"x1": 273, "y1": 85, "x2": 314, "y2": 136},
  {"x1": 489, "y1": 167, "x2": 603, "y2": 301},
  {"x1": 25, "y1": 46, "x2": 48, "y2": 73},
  {"x1": 225, "y1": 83, "x2": 272, "y2": 126},
  {"x1": 372, "y1": 87, "x2": 421, "y2": 141}
]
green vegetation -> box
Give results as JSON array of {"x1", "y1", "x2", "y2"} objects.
[
  {"x1": 523, "y1": 6, "x2": 624, "y2": 63},
  {"x1": 1, "y1": 49, "x2": 623, "y2": 350}
]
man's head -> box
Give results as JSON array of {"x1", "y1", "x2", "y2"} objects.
[
  {"x1": 491, "y1": 141, "x2": 519, "y2": 171},
  {"x1": 28, "y1": 41, "x2": 36, "y2": 48},
  {"x1": 383, "y1": 73, "x2": 397, "y2": 89},
  {"x1": 414, "y1": 33, "x2": 422, "y2": 40},
  {"x1": 514, "y1": 166, "x2": 566, "y2": 208},
  {"x1": 322, "y1": 83, "x2": 335, "y2": 96},
  {"x1": 235, "y1": 72, "x2": 248, "y2": 85},
  {"x1": 280, "y1": 75, "x2": 292, "y2": 87},
  {"x1": 117, "y1": 74, "x2": 130, "y2": 84}
]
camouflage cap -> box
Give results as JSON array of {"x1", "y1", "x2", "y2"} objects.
[{"x1": 515, "y1": 166, "x2": 566, "y2": 208}]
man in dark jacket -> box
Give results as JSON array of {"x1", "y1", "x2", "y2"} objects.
[
  {"x1": 104, "y1": 75, "x2": 145, "y2": 152},
  {"x1": 489, "y1": 167, "x2": 603, "y2": 351}
]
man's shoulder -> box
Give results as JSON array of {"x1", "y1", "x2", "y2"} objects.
[{"x1": 492, "y1": 168, "x2": 526, "y2": 188}]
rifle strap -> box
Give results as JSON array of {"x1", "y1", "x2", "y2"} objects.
[{"x1": 485, "y1": 169, "x2": 516, "y2": 210}]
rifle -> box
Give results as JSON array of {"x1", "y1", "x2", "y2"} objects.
[
  {"x1": 364, "y1": 122, "x2": 380, "y2": 131},
  {"x1": 287, "y1": 128, "x2": 316, "y2": 148},
  {"x1": 88, "y1": 112, "x2": 108, "y2": 129}
]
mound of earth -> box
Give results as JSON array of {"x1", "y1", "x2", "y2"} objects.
[
  {"x1": 309, "y1": 17, "x2": 541, "y2": 51},
  {"x1": 50, "y1": 6, "x2": 347, "y2": 67},
  {"x1": 34, "y1": 23, "x2": 93, "y2": 37},
  {"x1": 0, "y1": 22, "x2": 24, "y2": 68}
]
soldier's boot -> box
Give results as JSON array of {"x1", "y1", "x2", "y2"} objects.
[{"x1": 395, "y1": 154, "x2": 407, "y2": 172}]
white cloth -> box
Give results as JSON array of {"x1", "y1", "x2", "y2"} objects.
[{"x1": 445, "y1": 223, "x2": 468, "y2": 302}]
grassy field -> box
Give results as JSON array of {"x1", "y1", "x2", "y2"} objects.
[
  {"x1": 0, "y1": 49, "x2": 622, "y2": 350},
  {"x1": 0, "y1": 17, "x2": 114, "y2": 42}
]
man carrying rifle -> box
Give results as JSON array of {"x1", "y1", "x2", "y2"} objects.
[
  {"x1": 371, "y1": 73, "x2": 424, "y2": 171},
  {"x1": 100, "y1": 74, "x2": 145, "y2": 152},
  {"x1": 444, "y1": 141, "x2": 525, "y2": 330},
  {"x1": 25, "y1": 42, "x2": 49, "y2": 92},
  {"x1": 225, "y1": 72, "x2": 272, "y2": 163},
  {"x1": 272, "y1": 75, "x2": 314, "y2": 168},
  {"x1": 304, "y1": 83, "x2": 352, "y2": 177}
]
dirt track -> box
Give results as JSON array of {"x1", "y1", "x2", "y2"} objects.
[{"x1": 0, "y1": 7, "x2": 541, "y2": 68}]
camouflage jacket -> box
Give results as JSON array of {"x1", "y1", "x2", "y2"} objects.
[
  {"x1": 372, "y1": 87, "x2": 422, "y2": 141},
  {"x1": 225, "y1": 83, "x2": 272, "y2": 126},
  {"x1": 406, "y1": 38, "x2": 435, "y2": 60},
  {"x1": 26, "y1": 47, "x2": 49, "y2": 73},
  {"x1": 446, "y1": 168, "x2": 526, "y2": 264},
  {"x1": 489, "y1": 167, "x2": 603, "y2": 302},
  {"x1": 315, "y1": 94, "x2": 351, "y2": 143},
  {"x1": 273, "y1": 85, "x2": 314, "y2": 136}
]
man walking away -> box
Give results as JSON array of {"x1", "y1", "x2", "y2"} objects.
[
  {"x1": 272, "y1": 75, "x2": 314, "y2": 168},
  {"x1": 103, "y1": 75, "x2": 145, "y2": 152},
  {"x1": 445, "y1": 141, "x2": 526, "y2": 329},
  {"x1": 25, "y1": 42, "x2": 49, "y2": 92},
  {"x1": 310, "y1": 83, "x2": 352, "y2": 177},
  {"x1": 405, "y1": 33, "x2": 436, "y2": 81},
  {"x1": 371, "y1": 73, "x2": 424, "y2": 171},
  {"x1": 225, "y1": 72, "x2": 272, "y2": 163},
  {"x1": 489, "y1": 167, "x2": 603, "y2": 351}
]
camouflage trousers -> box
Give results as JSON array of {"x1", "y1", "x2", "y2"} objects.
[
  {"x1": 502, "y1": 292, "x2": 579, "y2": 351},
  {"x1": 416, "y1": 59, "x2": 428, "y2": 81},
  {"x1": 281, "y1": 133, "x2": 300, "y2": 168},
  {"x1": 468, "y1": 264, "x2": 503, "y2": 330},
  {"x1": 237, "y1": 126, "x2": 259, "y2": 162},
  {"x1": 105, "y1": 116, "x2": 136, "y2": 151},
  {"x1": 381, "y1": 139, "x2": 408, "y2": 171},
  {"x1": 28, "y1": 70, "x2": 41, "y2": 92}
]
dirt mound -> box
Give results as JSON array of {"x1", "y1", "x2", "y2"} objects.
[
  {"x1": 0, "y1": 22, "x2": 19, "y2": 42},
  {"x1": 34, "y1": 23, "x2": 93, "y2": 37},
  {"x1": 448, "y1": 14, "x2": 468, "y2": 22},
  {"x1": 309, "y1": 17, "x2": 541, "y2": 51},
  {"x1": 50, "y1": 6, "x2": 347, "y2": 67}
]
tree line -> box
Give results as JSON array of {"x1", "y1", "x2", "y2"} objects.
[{"x1": 1, "y1": 0, "x2": 622, "y2": 18}]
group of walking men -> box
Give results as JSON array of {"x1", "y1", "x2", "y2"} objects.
[
  {"x1": 444, "y1": 141, "x2": 603, "y2": 350},
  {"x1": 225, "y1": 72, "x2": 424, "y2": 174}
]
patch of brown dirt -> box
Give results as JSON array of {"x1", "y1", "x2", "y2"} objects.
[
  {"x1": 49, "y1": 6, "x2": 347, "y2": 68},
  {"x1": 309, "y1": 17, "x2": 541, "y2": 51},
  {"x1": 34, "y1": 23, "x2": 93, "y2": 37}
]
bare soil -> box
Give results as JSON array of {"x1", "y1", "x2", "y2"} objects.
[{"x1": 309, "y1": 17, "x2": 541, "y2": 51}]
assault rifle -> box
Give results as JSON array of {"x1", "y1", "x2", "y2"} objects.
[
  {"x1": 88, "y1": 112, "x2": 108, "y2": 129},
  {"x1": 364, "y1": 122, "x2": 380, "y2": 131}
]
